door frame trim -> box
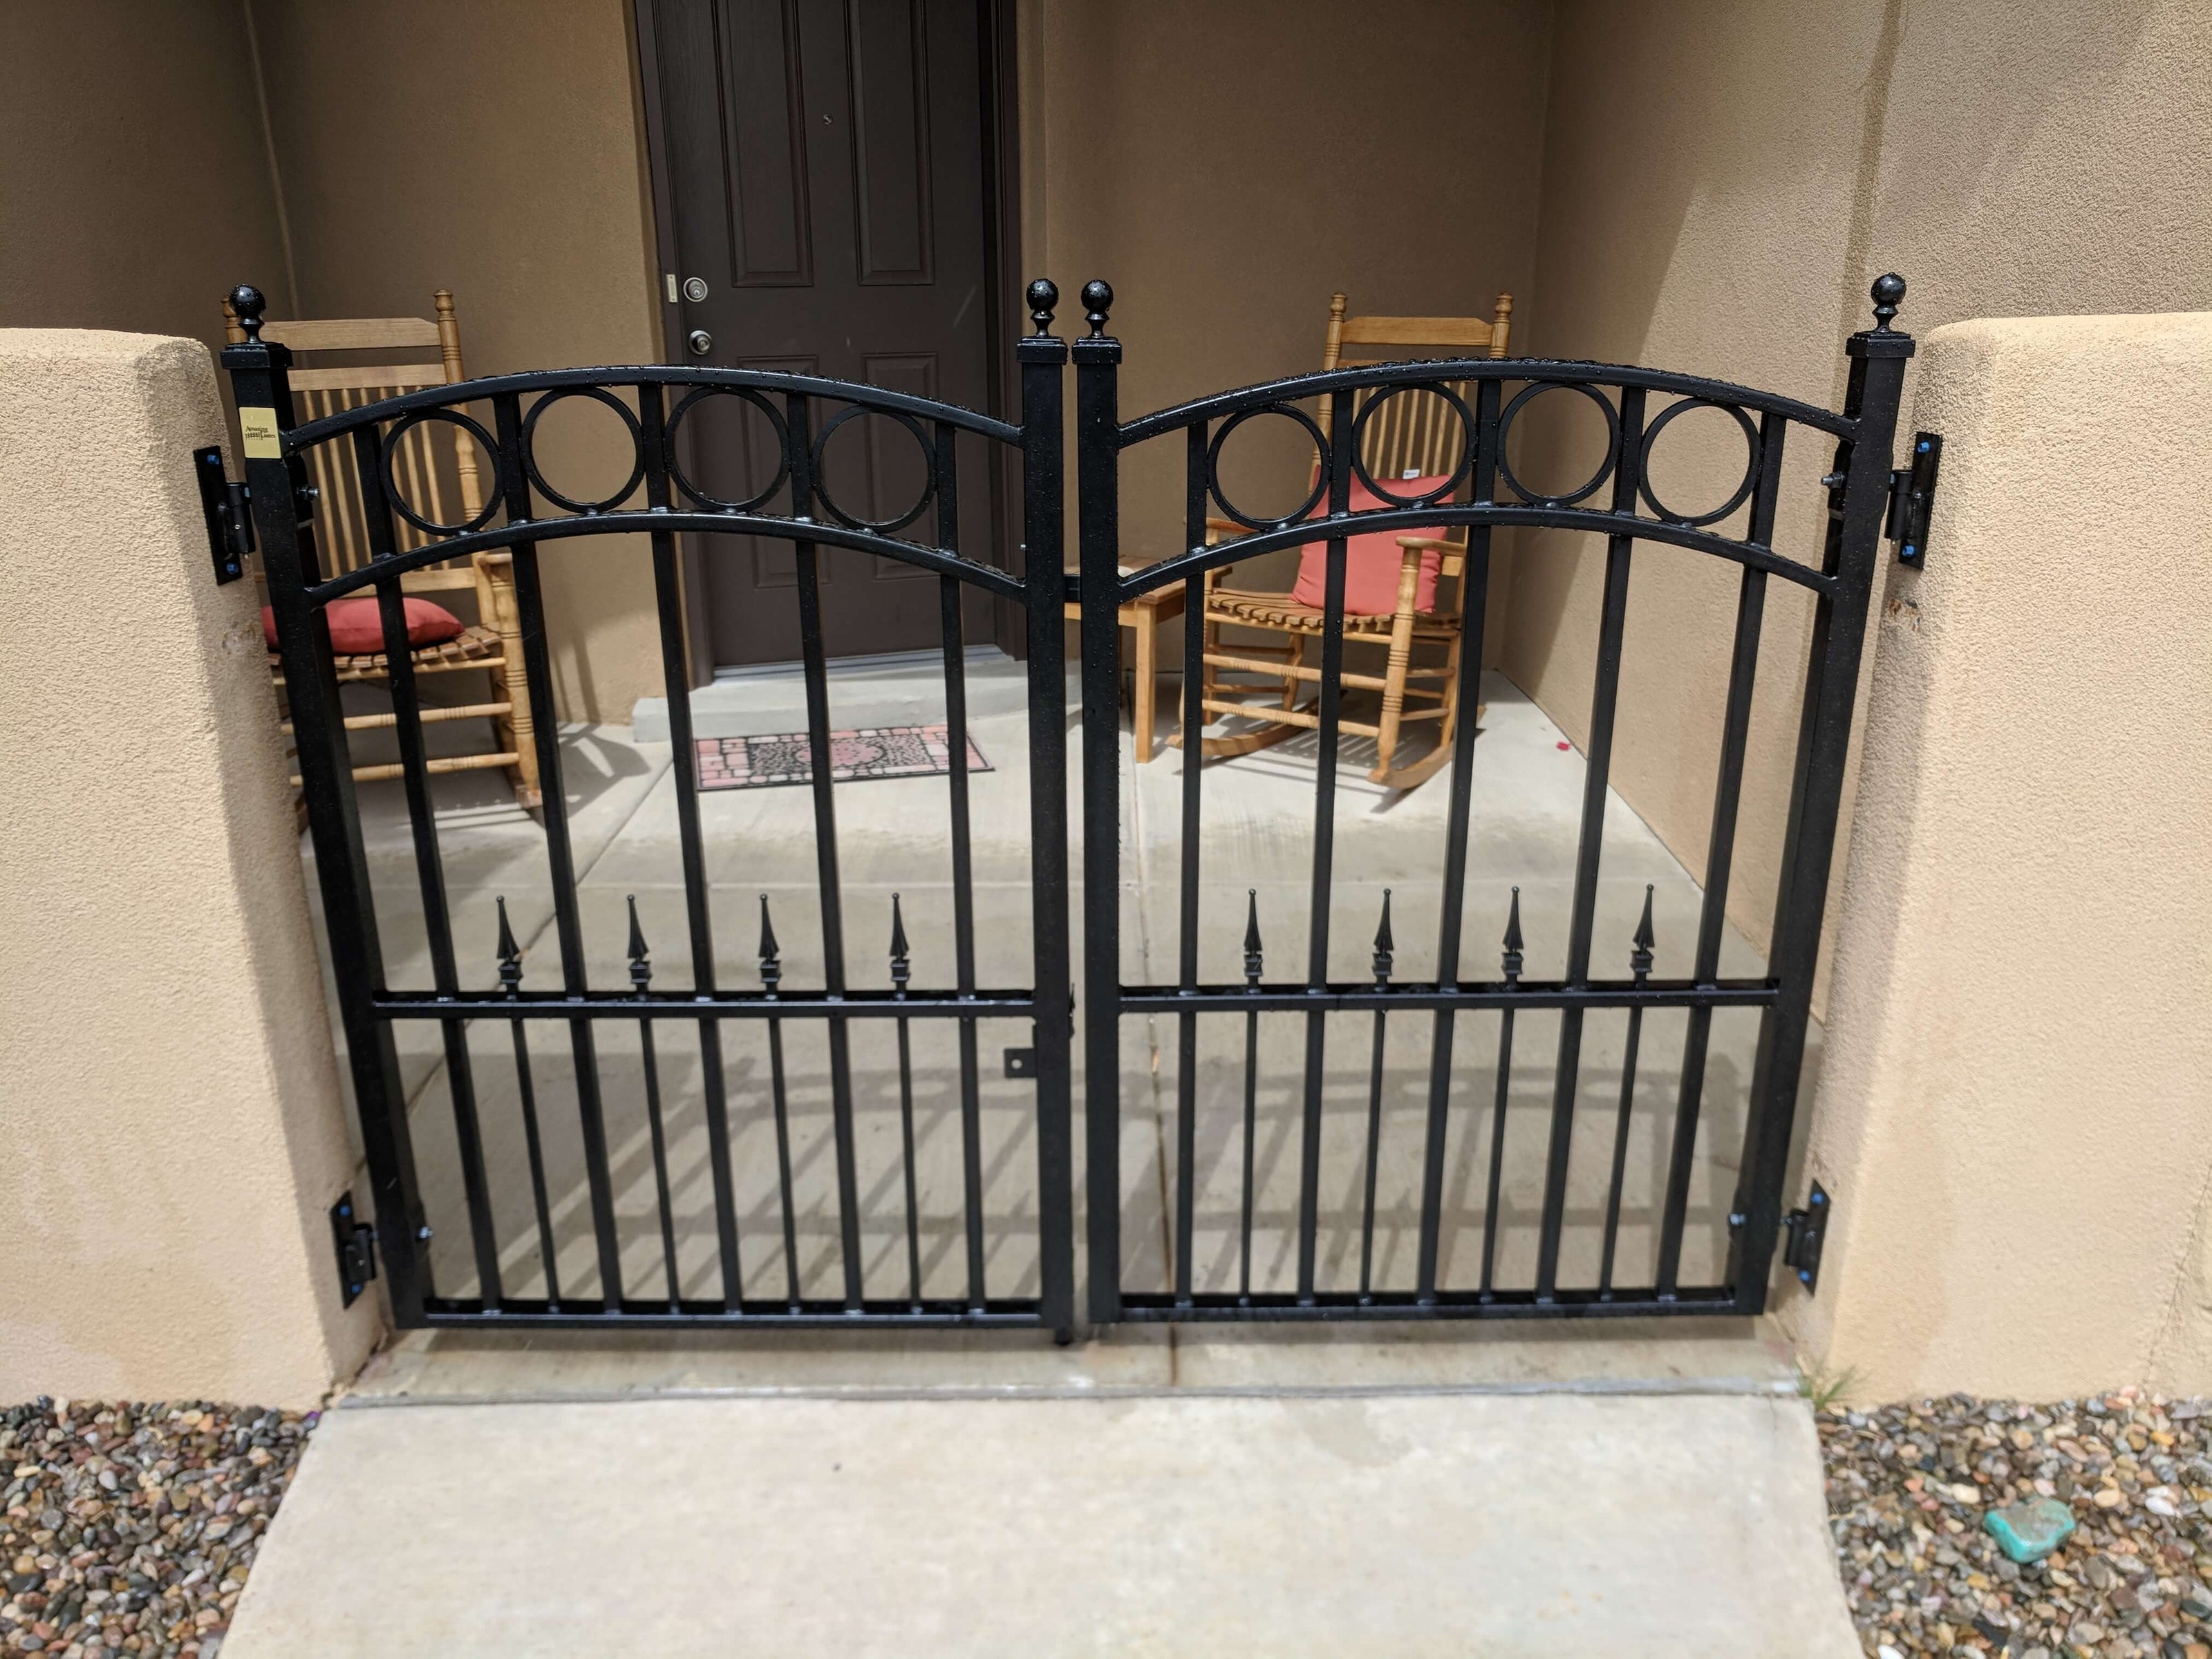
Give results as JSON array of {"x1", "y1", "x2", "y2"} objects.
[{"x1": 629, "y1": 0, "x2": 1027, "y2": 680}]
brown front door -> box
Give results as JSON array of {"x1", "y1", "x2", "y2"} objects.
[{"x1": 644, "y1": 0, "x2": 1004, "y2": 668}]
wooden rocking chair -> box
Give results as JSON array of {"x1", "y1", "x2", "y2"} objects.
[
  {"x1": 221, "y1": 290, "x2": 541, "y2": 808},
  {"x1": 1180, "y1": 291, "x2": 1511, "y2": 791}
]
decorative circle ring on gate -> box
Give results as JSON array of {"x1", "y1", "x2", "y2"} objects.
[
  {"x1": 808, "y1": 404, "x2": 936, "y2": 533},
  {"x1": 518, "y1": 386, "x2": 646, "y2": 514},
  {"x1": 377, "y1": 409, "x2": 503, "y2": 536},
  {"x1": 1346, "y1": 382, "x2": 1477, "y2": 506},
  {"x1": 1206, "y1": 403, "x2": 1331, "y2": 532},
  {"x1": 662, "y1": 386, "x2": 792, "y2": 513},
  {"x1": 1636, "y1": 397, "x2": 1763, "y2": 527},
  {"x1": 1494, "y1": 381, "x2": 1621, "y2": 508}
]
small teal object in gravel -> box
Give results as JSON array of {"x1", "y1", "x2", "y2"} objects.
[{"x1": 1983, "y1": 1495, "x2": 2077, "y2": 1563}]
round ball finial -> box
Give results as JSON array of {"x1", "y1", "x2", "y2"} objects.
[
  {"x1": 1026, "y1": 279, "x2": 1058, "y2": 336},
  {"x1": 1869, "y1": 272, "x2": 1906, "y2": 331},
  {"x1": 229, "y1": 284, "x2": 267, "y2": 341},
  {"x1": 1080, "y1": 279, "x2": 1113, "y2": 338}
]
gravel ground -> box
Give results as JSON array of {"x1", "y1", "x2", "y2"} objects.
[
  {"x1": 1820, "y1": 1389, "x2": 2212, "y2": 1658},
  {"x1": 0, "y1": 1399, "x2": 316, "y2": 1657}
]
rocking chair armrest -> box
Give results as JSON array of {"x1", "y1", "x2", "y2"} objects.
[
  {"x1": 1203, "y1": 515, "x2": 1242, "y2": 543},
  {"x1": 1397, "y1": 533, "x2": 1467, "y2": 579}
]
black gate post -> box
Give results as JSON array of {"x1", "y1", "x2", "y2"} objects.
[
  {"x1": 219, "y1": 284, "x2": 429, "y2": 1320},
  {"x1": 1727, "y1": 274, "x2": 1913, "y2": 1309},
  {"x1": 1071, "y1": 280, "x2": 1124, "y2": 1327},
  {"x1": 1018, "y1": 281, "x2": 1078, "y2": 1338}
]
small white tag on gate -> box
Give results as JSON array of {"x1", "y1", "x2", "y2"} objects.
[{"x1": 238, "y1": 407, "x2": 282, "y2": 459}]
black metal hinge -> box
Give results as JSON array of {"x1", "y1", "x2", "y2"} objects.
[
  {"x1": 193, "y1": 446, "x2": 254, "y2": 585},
  {"x1": 1885, "y1": 431, "x2": 1942, "y2": 565},
  {"x1": 1782, "y1": 1183, "x2": 1831, "y2": 1294},
  {"x1": 330, "y1": 1192, "x2": 377, "y2": 1308}
]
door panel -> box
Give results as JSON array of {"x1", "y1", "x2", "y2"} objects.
[{"x1": 650, "y1": 0, "x2": 998, "y2": 666}]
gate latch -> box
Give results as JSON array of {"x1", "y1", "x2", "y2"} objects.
[
  {"x1": 1782, "y1": 1183, "x2": 1831, "y2": 1294},
  {"x1": 1884, "y1": 431, "x2": 1942, "y2": 566},
  {"x1": 193, "y1": 446, "x2": 254, "y2": 585},
  {"x1": 330, "y1": 1192, "x2": 377, "y2": 1307}
]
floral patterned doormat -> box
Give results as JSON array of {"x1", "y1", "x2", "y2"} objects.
[{"x1": 694, "y1": 724, "x2": 992, "y2": 791}]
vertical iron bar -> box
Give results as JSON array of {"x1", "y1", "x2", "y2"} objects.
[
  {"x1": 354, "y1": 422, "x2": 503, "y2": 1309},
  {"x1": 759, "y1": 896, "x2": 801, "y2": 1306},
  {"x1": 890, "y1": 895, "x2": 922, "y2": 1308},
  {"x1": 1598, "y1": 886, "x2": 1656, "y2": 1296},
  {"x1": 1727, "y1": 287, "x2": 1913, "y2": 1309},
  {"x1": 227, "y1": 310, "x2": 428, "y2": 1321},
  {"x1": 1238, "y1": 891, "x2": 1262, "y2": 1303},
  {"x1": 1358, "y1": 891, "x2": 1394, "y2": 1301},
  {"x1": 1071, "y1": 285, "x2": 1123, "y2": 1328},
  {"x1": 1172, "y1": 419, "x2": 1208, "y2": 1305},
  {"x1": 1024, "y1": 296, "x2": 1076, "y2": 1335},
  {"x1": 495, "y1": 388, "x2": 624, "y2": 1306},
  {"x1": 935, "y1": 414, "x2": 989, "y2": 1311},
  {"x1": 1480, "y1": 890, "x2": 1524, "y2": 1296},
  {"x1": 628, "y1": 897, "x2": 681, "y2": 1308},
  {"x1": 1294, "y1": 386, "x2": 1356, "y2": 1303},
  {"x1": 640, "y1": 379, "x2": 742, "y2": 1308},
  {"x1": 1416, "y1": 376, "x2": 1499, "y2": 1300},
  {"x1": 787, "y1": 390, "x2": 865, "y2": 1309},
  {"x1": 497, "y1": 898, "x2": 561, "y2": 1305},
  {"x1": 1656, "y1": 418, "x2": 1783, "y2": 1295},
  {"x1": 1534, "y1": 385, "x2": 1645, "y2": 1300}
]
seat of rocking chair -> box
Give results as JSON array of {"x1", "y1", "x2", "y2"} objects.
[
  {"x1": 1206, "y1": 585, "x2": 1459, "y2": 637},
  {"x1": 268, "y1": 623, "x2": 509, "y2": 682}
]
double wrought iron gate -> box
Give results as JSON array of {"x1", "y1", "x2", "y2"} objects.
[{"x1": 223, "y1": 274, "x2": 1912, "y2": 1341}]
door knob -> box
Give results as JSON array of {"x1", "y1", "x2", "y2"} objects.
[{"x1": 686, "y1": 328, "x2": 713, "y2": 355}]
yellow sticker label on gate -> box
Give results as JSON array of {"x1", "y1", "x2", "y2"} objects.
[{"x1": 238, "y1": 406, "x2": 282, "y2": 458}]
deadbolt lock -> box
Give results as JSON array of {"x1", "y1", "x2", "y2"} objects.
[{"x1": 682, "y1": 276, "x2": 709, "y2": 303}]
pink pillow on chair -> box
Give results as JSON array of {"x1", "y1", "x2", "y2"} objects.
[
  {"x1": 1291, "y1": 474, "x2": 1452, "y2": 615},
  {"x1": 261, "y1": 597, "x2": 467, "y2": 655}
]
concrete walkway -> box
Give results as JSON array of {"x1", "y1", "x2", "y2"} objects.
[{"x1": 225, "y1": 1385, "x2": 1858, "y2": 1656}]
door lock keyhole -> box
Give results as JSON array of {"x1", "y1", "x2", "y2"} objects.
[{"x1": 686, "y1": 328, "x2": 713, "y2": 355}]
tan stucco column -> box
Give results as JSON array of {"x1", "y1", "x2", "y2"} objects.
[
  {"x1": 1787, "y1": 312, "x2": 2212, "y2": 1402},
  {"x1": 0, "y1": 330, "x2": 378, "y2": 1408}
]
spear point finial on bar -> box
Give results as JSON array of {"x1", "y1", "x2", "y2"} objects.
[
  {"x1": 626, "y1": 894, "x2": 651, "y2": 991},
  {"x1": 496, "y1": 895, "x2": 522, "y2": 991},
  {"x1": 757, "y1": 892, "x2": 781, "y2": 990},
  {"x1": 889, "y1": 893, "x2": 910, "y2": 991},
  {"x1": 1243, "y1": 889, "x2": 1264, "y2": 986},
  {"x1": 1869, "y1": 272, "x2": 1906, "y2": 332},
  {"x1": 228, "y1": 284, "x2": 265, "y2": 341},
  {"x1": 1026, "y1": 278, "x2": 1058, "y2": 336},
  {"x1": 1081, "y1": 279, "x2": 1114, "y2": 337},
  {"x1": 1630, "y1": 884, "x2": 1656, "y2": 983},
  {"x1": 1372, "y1": 889, "x2": 1395, "y2": 984},
  {"x1": 1501, "y1": 886, "x2": 1524, "y2": 984}
]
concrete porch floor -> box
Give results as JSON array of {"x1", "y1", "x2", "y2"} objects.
[
  {"x1": 246, "y1": 655, "x2": 1856, "y2": 1653},
  {"x1": 310, "y1": 653, "x2": 1795, "y2": 1322}
]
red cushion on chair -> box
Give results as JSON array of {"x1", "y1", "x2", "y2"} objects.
[
  {"x1": 261, "y1": 597, "x2": 468, "y2": 655},
  {"x1": 1291, "y1": 474, "x2": 1450, "y2": 615}
]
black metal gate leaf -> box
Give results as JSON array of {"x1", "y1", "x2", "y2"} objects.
[{"x1": 223, "y1": 274, "x2": 1911, "y2": 1340}]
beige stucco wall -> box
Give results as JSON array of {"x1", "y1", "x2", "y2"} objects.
[
  {"x1": 249, "y1": 0, "x2": 665, "y2": 723},
  {"x1": 1508, "y1": 0, "x2": 2212, "y2": 980},
  {"x1": 0, "y1": 1, "x2": 293, "y2": 355},
  {"x1": 1781, "y1": 312, "x2": 2212, "y2": 1402},
  {"x1": 1022, "y1": 0, "x2": 1553, "y2": 662},
  {"x1": 0, "y1": 330, "x2": 379, "y2": 1408}
]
